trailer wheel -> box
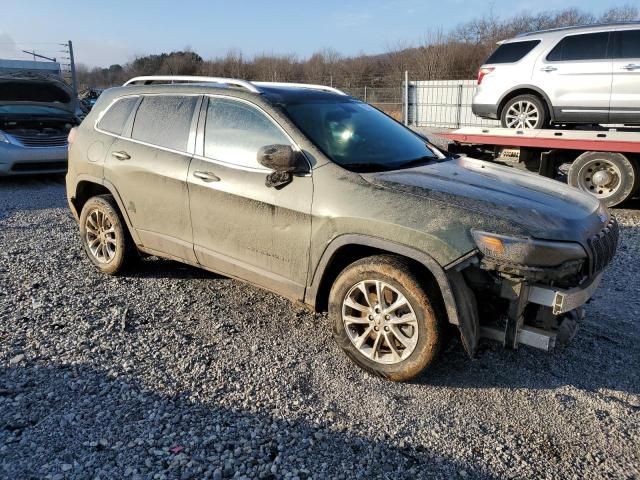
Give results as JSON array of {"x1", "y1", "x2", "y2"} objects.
[{"x1": 568, "y1": 151, "x2": 638, "y2": 207}]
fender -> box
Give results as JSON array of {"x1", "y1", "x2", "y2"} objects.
[
  {"x1": 306, "y1": 234, "x2": 480, "y2": 356},
  {"x1": 497, "y1": 85, "x2": 555, "y2": 122},
  {"x1": 306, "y1": 233, "x2": 463, "y2": 324},
  {"x1": 70, "y1": 173, "x2": 142, "y2": 245}
]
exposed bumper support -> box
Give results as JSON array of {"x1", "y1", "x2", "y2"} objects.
[
  {"x1": 481, "y1": 325, "x2": 556, "y2": 351},
  {"x1": 479, "y1": 274, "x2": 600, "y2": 351},
  {"x1": 528, "y1": 273, "x2": 602, "y2": 315}
]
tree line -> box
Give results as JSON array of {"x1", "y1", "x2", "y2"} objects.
[{"x1": 76, "y1": 6, "x2": 638, "y2": 90}]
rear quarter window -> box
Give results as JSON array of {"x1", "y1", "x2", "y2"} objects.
[
  {"x1": 485, "y1": 40, "x2": 540, "y2": 64},
  {"x1": 131, "y1": 95, "x2": 199, "y2": 152},
  {"x1": 97, "y1": 97, "x2": 138, "y2": 135},
  {"x1": 547, "y1": 32, "x2": 610, "y2": 61}
]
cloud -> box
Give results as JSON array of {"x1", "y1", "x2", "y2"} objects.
[{"x1": 0, "y1": 30, "x2": 19, "y2": 59}]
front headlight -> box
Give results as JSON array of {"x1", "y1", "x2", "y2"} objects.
[
  {"x1": 0, "y1": 130, "x2": 10, "y2": 144},
  {"x1": 471, "y1": 230, "x2": 586, "y2": 267}
]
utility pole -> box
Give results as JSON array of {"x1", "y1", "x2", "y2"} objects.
[
  {"x1": 404, "y1": 70, "x2": 409, "y2": 126},
  {"x1": 68, "y1": 40, "x2": 79, "y2": 105}
]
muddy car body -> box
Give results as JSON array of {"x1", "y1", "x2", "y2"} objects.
[
  {"x1": 66, "y1": 77, "x2": 619, "y2": 381},
  {"x1": 0, "y1": 72, "x2": 78, "y2": 175}
]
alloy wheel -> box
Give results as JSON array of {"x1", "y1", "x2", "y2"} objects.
[
  {"x1": 504, "y1": 100, "x2": 540, "y2": 129},
  {"x1": 342, "y1": 280, "x2": 418, "y2": 365},
  {"x1": 85, "y1": 208, "x2": 117, "y2": 263}
]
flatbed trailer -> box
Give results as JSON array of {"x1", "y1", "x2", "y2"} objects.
[{"x1": 439, "y1": 127, "x2": 640, "y2": 207}]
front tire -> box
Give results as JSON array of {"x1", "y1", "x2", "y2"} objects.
[
  {"x1": 79, "y1": 195, "x2": 136, "y2": 275},
  {"x1": 329, "y1": 255, "x2": 444, "y2": 382},
  {"x1": 501, "y1": 94, "x2": 548, "y2": 129}
]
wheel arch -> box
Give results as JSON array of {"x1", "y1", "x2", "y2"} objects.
[
  {"x1": 305, "y1": 234, "x2": 462, "y2": 327},
  {"x1": 70, "y1": 174, "x2": 141, "y2": 245},
  {"x1": 497, "y1": 85, "x2": 554, "y2": 123}
]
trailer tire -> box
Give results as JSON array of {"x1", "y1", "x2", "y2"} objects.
[{"x1": 568, "y1": 151, "x2": 638, "y2": 207}]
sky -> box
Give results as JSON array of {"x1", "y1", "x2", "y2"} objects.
[{"x1": 0, "y1": 0, "x2": 628, "y2": 68}]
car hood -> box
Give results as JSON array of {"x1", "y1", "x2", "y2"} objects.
[
  {"x1": 362, "y1": 156, "x2": 606, "y2": 243},
  {"x1": 0, "y1": 73, "x2": 75, "y2": 114}
]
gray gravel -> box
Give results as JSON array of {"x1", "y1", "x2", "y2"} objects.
[{"x1": 1, "y1": 176, "x2": 639, "y2": 480}]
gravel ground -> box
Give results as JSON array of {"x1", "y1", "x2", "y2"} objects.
[{"x1": 1, "y1": 176, "x2": 639, "y2": 480}]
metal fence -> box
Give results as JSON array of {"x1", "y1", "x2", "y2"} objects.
[
  {"x1": 408, "y1": 79, "x2": 499, "y2": 128},
  {"x1": 338, "y1": 77, "x2": 497, "y2": 129}
]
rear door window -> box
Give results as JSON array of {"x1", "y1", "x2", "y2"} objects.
[
  {"x1": 131, "y1": 95, "x2": 199, "y2": 152},
  {"x1": 547, "y1": 32, "x2": 611, "y2": 61},
  {"x1": 204, "y1": 98, "x2": 290, "y2": 169},
  {"x1": 97, "y1": 97, "x2": 138, "y2": 135},
  {"x1": 485, "y1": 40, "x2": 540, "y2": 64},
  {"x1": 614, "y1": 29, "x2": 640, "y2": 59}
]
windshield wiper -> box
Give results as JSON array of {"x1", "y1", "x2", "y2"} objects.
[
  {"x1": 340, "y1": 163, "x2": 388, "y2": 173},
  {"x1": 393, "y1": 156, "x2": 438, "y2": 170}
]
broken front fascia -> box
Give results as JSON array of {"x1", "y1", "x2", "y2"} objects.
[{"x1": 448, "y1": 231, "x2": 598, "y2": 354}]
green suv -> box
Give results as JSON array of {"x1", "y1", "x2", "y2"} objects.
[{"x1": 66, "y1": 76, "x2": 619, "y2": 381}]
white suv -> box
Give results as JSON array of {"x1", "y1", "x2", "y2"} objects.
[{"x1": 472, "y1": 23, "x2": 640, "y2": 129}]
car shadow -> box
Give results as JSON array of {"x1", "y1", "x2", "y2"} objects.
[
  {"x1": 413, "y1": 332, "x2": 639, "y2": 397},
  {"x1": 0, "y1": 363, "x2": 499, "y2": 479},
  {"x1": 124, "y1": 257, "x2": 224, "y2": 281}
]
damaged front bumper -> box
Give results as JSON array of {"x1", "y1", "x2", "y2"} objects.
[
  {"x1": 448, "y1": 256, "x2": 607, "y2": 355},
  {"x1": 480, "y1": 274, "x2": 602, "y2": 351}
]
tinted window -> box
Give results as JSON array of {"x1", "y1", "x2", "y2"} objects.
[
  {"x1": 204, "y1": 98, "x2": 290, "y2": 169},
  {"x1": 485, "y1": 40, "x2": 540, "y2": 64},
  {"x1": 131, "y1": 95, "x2": 198, "y2": 151},
  {"x1": 97, "y1": 97, "x2": 138, "y2": 135},
  {"x1": 283, "y1": 100, "x2": 439, "y2": 173},
  {"x1": 547, "y1": 32, "x2": 610, "y2": 61},
  {"x1": 616, "y1": 30, "x2": 640, "y2": 59}
]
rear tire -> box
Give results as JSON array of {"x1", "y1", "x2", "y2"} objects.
[
  {"x1": 500, "y1": 94, "x2": 548, "y2": 129},
  {"x1": 567, "y1": 151, "x2": 638, "y2": 207},
  {"x1": 79, "y1": 195, "x2": 137, "y2": 275},
  {"x1": 329, "y1": 255, "x2": 444, "y2": 382}
]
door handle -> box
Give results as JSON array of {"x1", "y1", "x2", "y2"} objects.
[
  {"x1": 193, "y1": 171, "x2": 220, "y2": 182},
  {"x1": 540, "y1": 66, "x2": 557, "y2": 72},
  {"x1": 111, "y1": 151, "x2": 131, "y2": 161},
  {"x1": 621, "y1": 63, "x2": 640, "y2": 70}
]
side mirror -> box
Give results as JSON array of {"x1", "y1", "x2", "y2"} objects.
[
  {"x1": 257, "y1": 144, "x2": 306, "y2": 172},
  {"x1": 257, "y1": 144, "x2": 307, "y2": 189}
]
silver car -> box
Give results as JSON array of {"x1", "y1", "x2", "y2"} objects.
[
  {"x1": 472, "y1": 22, "x2": 640, "y2": 128},
  {"x1": 0, "y1": 72, "x2": 77, "y2": 175}
]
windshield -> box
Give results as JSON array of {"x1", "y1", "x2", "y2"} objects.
[{"x1": 282, "y1": 99, "x2": 443, "y2": 172}]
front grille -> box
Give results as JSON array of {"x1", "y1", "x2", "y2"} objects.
[
  {"x1": 10, "y1": 134, "x2": 68, "y2": 147},
  {"x1": 587, "y1": 217, "x2": 619, "y2": 274},
  {"x1": 11, "y1": 161, "x2": 67, "y2": 172}
]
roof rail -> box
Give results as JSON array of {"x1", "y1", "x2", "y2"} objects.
[
  {"x1": 252, "y1": 81, "x2": 347, "y2": 96},
  {"x1": 123, "y1": 76, "x2": 260, "y2": 93},
  {"x1": 517, "y1": 21, "x2": 640, "y2": 37},
  {"x1": 123, "y1": 76, "x2": 348, "y2": 96}
]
